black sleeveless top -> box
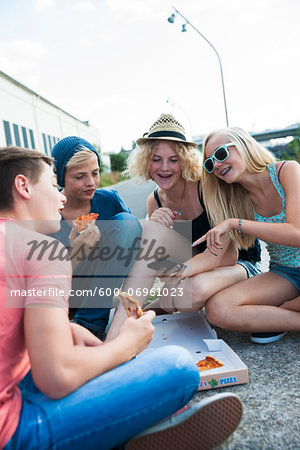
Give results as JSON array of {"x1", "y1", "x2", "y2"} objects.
[
  {"x1": 153, "y1": 181, "x2": 261, "y2": 262},
  {"x1": 153, "y1": 180, "x2": 209, "y2": 253}
]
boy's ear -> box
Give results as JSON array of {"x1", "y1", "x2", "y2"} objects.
[{"x1": 14, "y1": 174, "x2": 31, "y2": 199}]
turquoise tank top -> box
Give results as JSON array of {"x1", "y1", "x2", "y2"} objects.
[{"x1": 255, "y1": 163, "x2": 300, "y2": 268}]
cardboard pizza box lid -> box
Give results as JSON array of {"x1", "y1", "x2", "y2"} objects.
[{"x1": 146, "y1": 311, "x2": 249, "y2": 391}]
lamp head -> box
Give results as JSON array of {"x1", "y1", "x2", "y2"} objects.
[{"x1": 167, "y1": 13, "x2": 175, "y2": 23}]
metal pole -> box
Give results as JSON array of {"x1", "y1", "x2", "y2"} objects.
[{"x1": 172, "y1": 6, "x2": 229, "y2": 127}]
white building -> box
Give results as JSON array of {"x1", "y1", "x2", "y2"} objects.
[{"x1": 0, "y1": 70, "x2": 101, "y2": 156}]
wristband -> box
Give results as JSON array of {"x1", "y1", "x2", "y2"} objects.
[{"x1": 238, "y1": 218, "x2": 242, "y2": 235}]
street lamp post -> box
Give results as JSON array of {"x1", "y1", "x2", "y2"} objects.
[{"x1": 168, "y1": 6, "x2": 229, "y2": 127}]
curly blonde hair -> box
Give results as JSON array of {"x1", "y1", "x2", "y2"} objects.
[
  {"x1": 202, "y1": 127, "x2": 276, "y2": 249},
  {"x1": 127, "y1": 140, "x2": 202, "y2": 183}
]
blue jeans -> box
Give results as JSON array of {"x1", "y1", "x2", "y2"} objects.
[
  {"x1": 72, "y1": 213, "x2": 142, "y2": 337},
  {"x1": 5, "y1": 346, "x2": 200, "y2": 450}
]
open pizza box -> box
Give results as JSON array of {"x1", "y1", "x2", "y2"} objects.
[{"x1": 145, "y1": 311, "x2": 248, "y2": 391}]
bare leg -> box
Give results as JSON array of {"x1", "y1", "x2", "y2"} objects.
[
  {"x1": 146, "y1": 265, "x2": 247, "y2": 312},
  {"x1": 121, "y1": 220, "x2": 191, "y2": 304},
  {"x1": 106, "y1": 221, "x2": 191, "y2": 339},
  {"x1": 280, "y1": 296, "x2": 300, "y2": 312},
  {"x1": 174, "y1": 264, "x2": 247, "y2": 311},
  {"x1": 205, "y1": 272, "x2": 300, "y2": 332}
]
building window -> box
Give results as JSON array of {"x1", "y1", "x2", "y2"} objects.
[
  {"x1": 29, "y1": 129, "x2": 35, "y2": 149},
  {"x1": 48, "y1": 135, "x2": 52, "y2": 153},
  {"x1": 42, "y1": 133, "x2": 48, "y2": 155},
  {"x1": 3, "y1": 120, "x2": 12, "y2": 146},
  {"x1": 13, "y1": 124, "x2": 21, "y2": 147},
  {"x1": 21, "y1": 127, "x2": 29, "y2": 148}
]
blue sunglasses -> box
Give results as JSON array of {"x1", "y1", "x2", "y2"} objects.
[{"x1": 203, "y1": 143, "x2": 235, "y2": 173}]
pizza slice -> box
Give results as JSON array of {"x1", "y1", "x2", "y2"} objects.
[
  {"x1": 73, "y1": 213, "x2": 98, "y2": 233},
  {"x1": 118, "y1": 291, "x2": 143, "y2": 318},
  {"x1": 196, "y1": 355, "x2": 224, "y2": 372}
]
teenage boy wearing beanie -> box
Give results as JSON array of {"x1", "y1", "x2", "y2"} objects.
[{"x1": 51, "y1": 136, "x2": 142, "y2": 339}]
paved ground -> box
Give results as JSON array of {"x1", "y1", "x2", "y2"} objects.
[
  {"x1": 109, "y1": 178, "x2": 300, "y2": 450},
  {"x1": 194, "y1": 328, "x2": 300, "y2": 450},
  {"x1": 106, "y1": 178, "x2": 156, "y2": 218},
  {"x1": 198, "y1": 242, "x2": 300, "y2": 449}
]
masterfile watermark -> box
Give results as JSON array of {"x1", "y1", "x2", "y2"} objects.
[
  {"x1": 4, "y1": 218, "x2": 193, "y2": 308},
  {"x1": 26, "y1": 235, "x2": 169, "y2": 267}
]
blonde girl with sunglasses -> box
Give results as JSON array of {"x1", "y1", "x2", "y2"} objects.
[{"x1": 193, "y1": 127, "x2": 300, "y2": 342}]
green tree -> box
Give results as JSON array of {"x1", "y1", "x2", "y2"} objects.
[
  {"x1": 281, "y1": 126, "x2": 300, "y2": 163},
  {"x1": 109, "y1": 152, "x2": 129, "y2": 172}
]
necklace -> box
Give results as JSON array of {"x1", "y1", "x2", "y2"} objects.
[{"x1": 177, "y1": 181, "x2": 186, "y2": 216}]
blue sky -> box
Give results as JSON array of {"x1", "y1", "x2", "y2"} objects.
[{"x1": 0, "y1": 0, "x2": 299, "y2": 152}]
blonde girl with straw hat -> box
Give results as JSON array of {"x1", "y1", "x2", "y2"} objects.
[
  {"x1": 192, "y1": 126, "x2": 300, "y2": 342},
  {"x1": 124, "y1": 114, "x2": 262, "y2": 315}
]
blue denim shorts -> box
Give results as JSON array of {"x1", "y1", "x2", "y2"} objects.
[
  {"x1": 269, "y1": 262, "x2": 300, "y2": 293},
  {"x1": 237, "y1": 260, "x2": 262, "y2": 278}
]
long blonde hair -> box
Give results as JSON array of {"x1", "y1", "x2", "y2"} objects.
[
  {"x1": 128, "y1": 139, "x2": 202, "y2": 183},
  {"x1": 202, "y1": 127, "x2": 275, "y2": 249}
]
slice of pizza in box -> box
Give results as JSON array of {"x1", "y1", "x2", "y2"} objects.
[{"x1": 145, "y1": 311, "x2": 248, "y2": 391}]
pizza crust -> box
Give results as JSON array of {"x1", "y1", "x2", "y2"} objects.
[
  {"x1": 118, "y1": 291, "x2": 143, "y2": 318},
  {"x1": 73, "y1": 213, "x2": 98, "y2": 233}
]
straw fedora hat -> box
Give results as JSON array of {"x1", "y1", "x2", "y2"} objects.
[{"x1": 136, "y1": 113, "x2": 198, "y2": 147}]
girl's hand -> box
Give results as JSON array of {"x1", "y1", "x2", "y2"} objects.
[
  {"x1": 192, "y1": 220, "x2": 233, "y2": 255},
  {"x1": 158, "y1": 263, "x2": 188, "y2": 286},
  {"x1": 118, "y1": 310, "x2": 155, "y2": 355},
  {"x1": 149, "y1": 207, "x2": 177, "y2": 228}
]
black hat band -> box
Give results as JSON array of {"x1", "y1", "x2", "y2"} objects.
[{"x1": 148, "y1": 130, "x2": 186, "y2": 141}]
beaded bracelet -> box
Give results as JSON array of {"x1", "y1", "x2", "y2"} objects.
[{"x1": 238, "y1": 218, "x2": 242, "y2": 234}]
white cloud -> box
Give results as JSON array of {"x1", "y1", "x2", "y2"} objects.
[
  {"x1": 0, "y1": 40, "x2": 48, "y2": 88},
  {"x1": 9, "y1": 40, "x2": 47, "y2": 58},
  {"x1": 106, "y1": 0, "x2": 173, "y2": 22},
  {"x1": 33, "y1": 0, "x2": 56, "y2": 13},
  {"x1": 74, "y1": 1, "x2": 95, "y2": 12}
]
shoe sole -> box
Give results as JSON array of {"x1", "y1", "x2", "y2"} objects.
[
  {"x1": 250, "y1": 332, "x2": 287, "y2": 344},
  {"x1": 126, "y1": 394, "x2": 243, "y2": 450}
]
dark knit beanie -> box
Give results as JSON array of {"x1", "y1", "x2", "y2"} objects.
[{"x1": 51, "y1": 136, "x2": 101, "y2": 187}]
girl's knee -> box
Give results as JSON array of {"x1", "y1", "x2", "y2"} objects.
[
  {"x1": 205, "y1": 294, "x2": 229, "y2": 327},
  {"x1": 190, "y1": 279, "x2": 211, "y2": 309}
]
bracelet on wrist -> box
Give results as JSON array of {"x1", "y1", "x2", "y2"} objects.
[{"x1": 238, "y1": 218, "x2": 242, "y2": 235}]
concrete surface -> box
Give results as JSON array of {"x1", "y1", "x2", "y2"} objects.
[
  {"x1": 198, "y1": 241, "x2": 300, "y2": 449},
  {"x1": 194, "y1": 327, "x2": 300, "y2": 450},
  {"x1": 110, "y1": 178, "x2": 300, "y2": 450},
  {"x1": 105, "y1": 178, "x2": 156, "y2": 218}
]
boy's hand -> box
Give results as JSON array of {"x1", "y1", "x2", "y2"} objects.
[{"x1": 118, "y1": 310, "x2": 156, "y2": 355}]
